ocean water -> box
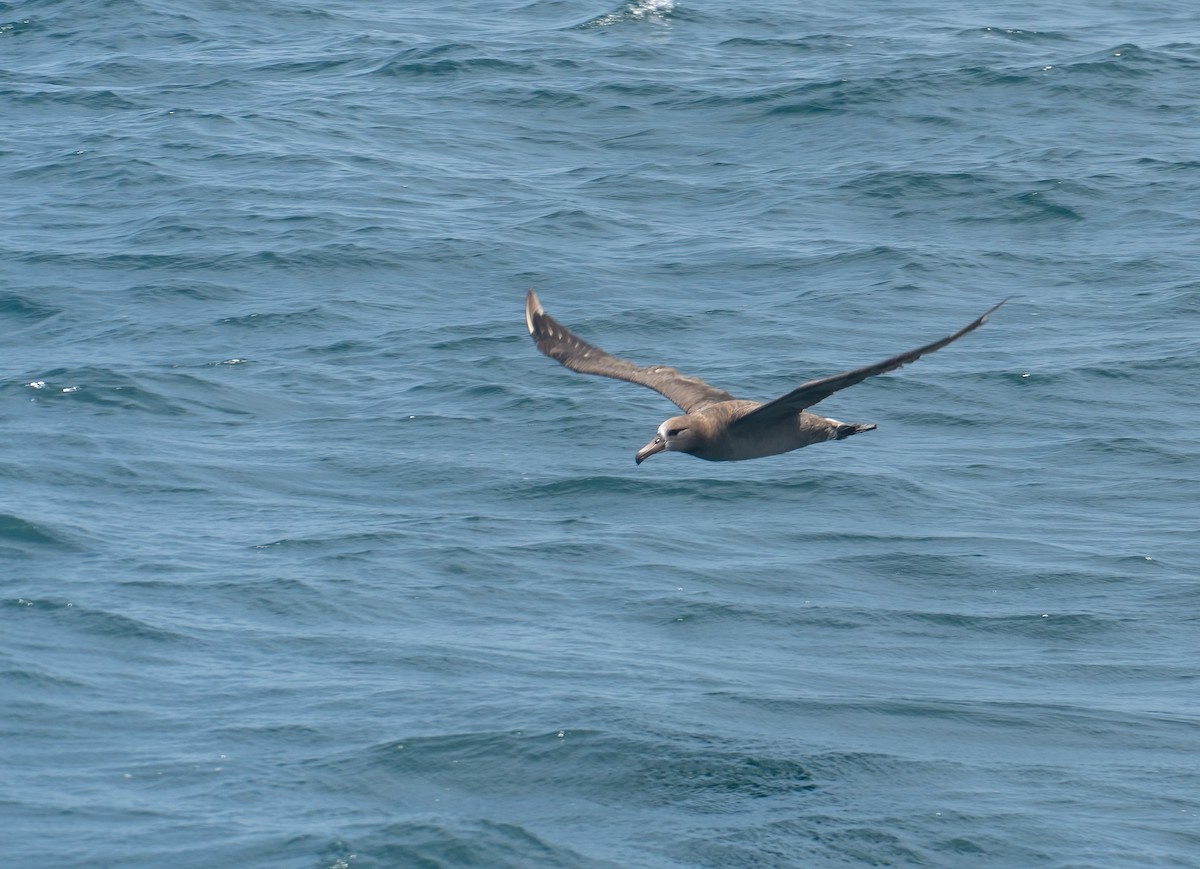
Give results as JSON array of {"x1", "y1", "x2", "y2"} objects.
[{"x1": 3, "y1": 0, "x2": 1199, "y2": 866}]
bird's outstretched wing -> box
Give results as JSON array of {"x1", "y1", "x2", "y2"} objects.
[
  {"x1": 731, "y1": 298, "x2": 1008, "y2": 430},
  {"x1": 525, "y1": 291, "x2": 737, "y2": 413}
]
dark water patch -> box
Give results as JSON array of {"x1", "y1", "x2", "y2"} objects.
[
  {"x1": 1001, "y1": 190, "x2": 1084, "y2": 222},
  {"x1": 217, "y1": 305, "x2": 352, "y2": 331},
  {"x1": 716, "y1": 33, "x2": 856, "y2": 54},
  {"x1": 800, "y1": 749, "x2": 960, "y2": 783},
  {"x1": 126, "y1": 280, "x2": 242, "y2": 303},
  {"x1": 1059, "y1": 43, "x2": 1200, "y2": 78},
  {"x1": 343, "y1": 727, "x2": 816, "y2": 812},
  {"x1": 0, "y1": 291, "x2": 60, "y2": 323},
  {"x1": 253, "y1": 532, "x2": 400, "y2": 553},
  {"x1": 653, "y1": 598, "x2": 821, "y2": 629},
  {"x1": 197, "y1": 575, "x2": 361, "y2": 627},
  {"x1": 486, "y1": 536, "x2": 632, "y2": 564},
  {"x1": 249, "y1": 54, "x2": 370, "y2": 77},
  {"x1": 428, "y1": 331, "x2": 526, "y2": 355},
  {"x1": 754, "y1": 80, "x2": 894, "y2": 116},
  {"x1": 0, "y1": 513, "x2": 73, "y2": 548},
  {"x1": 502, "y1": 474, "x2": 676, "y2": 499},
  {"x1": 675, "y1": 818, "x2": 934, "y2": 869},
  {"x1": 18, "y1": 367, "x2": 270, "y2": 423},
  {"x1": 1134, "y1": 156, "x2": 1200, "y2": 175},
  {"x1": 1047, "y1": 434, "x2": 1193, "y2": 462},
  {"x1": 887, "y1": 407, "x2": 977, "y2": 428},
  {"x1": 20, "y1": 368, "x2": 191, "y2": 416},
  {"x1": 739, "y1": 694, "x2": 1200, "y2": 756},
  {"x1": 741, "y1": 64, "x2": 1044, "y2": 117},
  {"x1": 0, "y1": 17, "x2": 37, "y2": 39},
  {"x1": 344, "y1": 817, "x2": 618, "y2": 869},
  {"x1": 833, "y1": 550, "x2": 1000, "y2": 583},
  {"x1": 208, "y1": 722, "x2": 326, "y2": 746},
  {"x1": 249, "y1": 535, "x2": 436, "y2": 584},
  {"x1": 919, "y1": 183, "x2": 1090, "y2": 224},
  {"x1": 968, "y1": 26, "x2": 1074, "y2": 45},
  {"x1": 369, "y1": 45, "x2": 537, "y2": 80},
  {"x1": 8, "y1": 86, "x2": 143, "y2": 111},
  {"x1": 885, "y1": 609, "x2": 1126, "y2": 642},
  {"x1": 1053, "y1": 354, "x2": 1200, "y2": 381},
  {"x1": 16, "y1": 243, "x2": 406, "y2": 275},
  {"x1": 500, "y1": 470, "x2": 933, "y2": 504},
  {"x1": 0, "y1": 662, "x2": 91, "y2": 693},
  {"x1": 8, "y1": 598, "x2": 189, "y2": 645},
  {"x1": 842, "y1": 169, "x2": 1001, "y2": 202},
  {"x1": 509, "y1": 85, "x2": 591, "y2": 109}
]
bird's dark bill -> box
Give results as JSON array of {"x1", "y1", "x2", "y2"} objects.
[{"x1": 635, "y1": 435, "x2": 666, "y2": 464}]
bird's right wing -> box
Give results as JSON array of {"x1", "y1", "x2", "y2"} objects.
[
  {"x1": 731, "y1": 298, "x2": 1008, "y2": 431},
  {"x1": 525, "y1": 291, "x2": 736, "y2": 413}
]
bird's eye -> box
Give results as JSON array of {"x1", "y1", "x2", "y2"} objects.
[{"x1": 667, "y1": 428, "x2": 684, "y2": 437}]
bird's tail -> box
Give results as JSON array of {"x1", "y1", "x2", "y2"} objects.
[{"x1": 835, "y1": 422, "x2": 876, "y2": 440}]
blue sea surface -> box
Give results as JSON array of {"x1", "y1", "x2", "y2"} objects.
[{"x1": 3, "y1": 1, "x2": 1199, "y2": 866}]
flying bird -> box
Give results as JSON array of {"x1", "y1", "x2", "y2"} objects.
[{"x1": 525, "y1": 291, "x2": 1005, "y2": 463}]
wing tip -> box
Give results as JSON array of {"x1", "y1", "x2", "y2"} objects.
[
  {"x1": 525, "y1": 290, "x2": 542, "y2": 336},
  {"x1": 979, "y1": 296, "x2": 1010, "y2": 325}
]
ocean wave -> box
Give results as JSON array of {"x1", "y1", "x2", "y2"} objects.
[
  {"x1": 339, "y1": 726, "x2": 816, "y2": 810},
  {"x1": 18, "y1": 368, "x2": 192, "y2": 416},
  {"x1": 0, "y1": 513, "x2": 75, "y2": 548},
  {"x1": 6, "y1": 597, "x2": 189, "y2": 644},
  {"x1": 330, "y1": 817, "x2": 618, "y2": 869},
  {"x1": 0, "y1": 291, "x2": 61, "y2": 324},
  {"x1": 577, "y1": 0, "x2": 676, "y2": 30}
]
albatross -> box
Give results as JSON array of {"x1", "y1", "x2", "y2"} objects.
[{"x1": 525, "y1": 291, "x2": 1005, "y2": 464}]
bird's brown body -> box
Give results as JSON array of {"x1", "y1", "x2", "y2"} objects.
[{"x1": 635, "y1": 402, "x2": 870, "y2": 463}]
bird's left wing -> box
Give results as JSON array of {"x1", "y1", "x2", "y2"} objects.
[{"x1": 525, "y1": 291, "x2": 736, "y2": 413}]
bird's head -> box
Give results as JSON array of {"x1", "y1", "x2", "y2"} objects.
[{"x1": 635, "y1": 415, "x2": 701, "y2": 464}]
